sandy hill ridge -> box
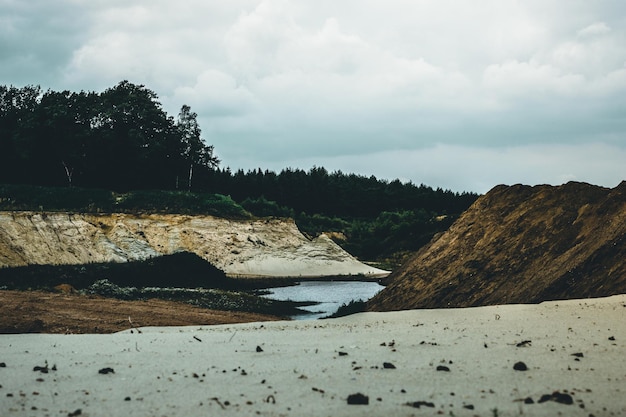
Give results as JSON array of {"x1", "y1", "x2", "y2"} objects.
[
  {"x1": 368, "y1": 181, "x2": 626, "y2": 311},
  {"x1": 0, "y1": 212, "x2": 388, "y2": 279}
]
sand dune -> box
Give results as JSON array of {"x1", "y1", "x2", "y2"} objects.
[{"x1": 2, "y1": 294, "x2": 624, "y2": 416}]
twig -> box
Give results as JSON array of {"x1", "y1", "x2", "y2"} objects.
[{"x1": 128, "y1": 316, "x2": 142, "y2": 334}]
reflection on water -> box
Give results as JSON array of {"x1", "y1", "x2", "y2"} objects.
[{"x1": 262, "y1": 281, "x2": 385, "y2": 320}]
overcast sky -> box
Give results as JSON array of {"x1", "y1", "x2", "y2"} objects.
[{"x1": 2, "y1": 0, "x2": 625, "y2": 193}]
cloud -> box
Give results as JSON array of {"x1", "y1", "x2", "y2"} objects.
[
  {"x1": 482, "y1": 60, "x2": 585, "y2": 98},
  {"x1": 169, "y1": 70, "x2": 257, "y2": 117},
  {"x1": 1, "y1": 0, "x2": 625, "y2": 192},
  {"x1": 578, "y1": 22, "x2": 611, "y2": 38},
  {"x1": 248, "y1": 143, "x2": 626, "y2": 193}
]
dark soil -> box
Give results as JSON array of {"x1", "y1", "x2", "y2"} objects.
[
  {"x1": 0, "y1": 290, "x2": 281, "y2": 334},
  {"x1": 369, "y1": 181, "x2": 626, "y2": 311}
]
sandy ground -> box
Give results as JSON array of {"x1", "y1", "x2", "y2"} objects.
[{"x1": 1, "y1": 294, "x2": 625, "y2": 416}]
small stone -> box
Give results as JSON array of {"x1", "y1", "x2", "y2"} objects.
[
  {"x1": 347, "y1": 393, "x2": 369, "y2": 405},
  {"x1": 0, "y1": 362, "x2": 6, "y2": 368},
  {"x1": 383, "y1": 362, "x2": 396, "y2": 369},
  {"x1": 436, "y1": 365, "x2": 450, "y2": 372},
  {"x1": 33, "y1": 365, "x2": 48, "y2": 373},
  {"x1": 256, "y1": 346, "x2": 263, "y2": 353},
  {"x1": 552, "y1": 392, "x2": 574, "y2": 405},
  {"x1": 98, "y1": 367, "x2": 115, "y2": 375},
  {"x1": 406, "y1": 401, "x2": 435, "y2": 408},
  {"x1": 524, "y1": 397, "x2": 534, "y2": 404},
  {"x1": 463, "y1": 404, "x2": 475, "y2": 410},
  {"x1": 538, "y1": 394, "x2": 552, "y2": 403},
  {"x1": 608, "y1": 336, "x2": 615, "y2": 341},
  {"x1": 537, "y1": 391, "x2": 573, "y2": 405},
  {"x1": 338, "y1": 351, "x2": 348, "y2": 356},
  {"x1": 571, "y1": 352, "x2": 584, "y2": 358},
  {"x1": 513, "y1": 361, "x2": 528, "y2": 371}
]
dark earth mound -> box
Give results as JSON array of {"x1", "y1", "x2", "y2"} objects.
[{"x1": 368, "y1": 181, "x2": 626, "y2": 311}]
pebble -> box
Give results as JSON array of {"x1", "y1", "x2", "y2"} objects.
[
  {"x1": 347, "y1": 393, "x2": 369, "y2": 405},
  {"x1": 513, "y1": 361, "x2": 528, "y2": 371}
]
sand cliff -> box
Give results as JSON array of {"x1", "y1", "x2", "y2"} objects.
[{"x1": 0, "y1": 211, "x2": 388, "y2": 278}]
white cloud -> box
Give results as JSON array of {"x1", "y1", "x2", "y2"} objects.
[
  {"x1": 170, "y1": 70, "x2": 258, "y2": 117},
  {"x1": 251, "y1": 143, "x2": 626, "y2": 193},
  {"x1": 1, "y1": 0, "x2": 625, "y2": 191},
  {"x1": 578, "y1": 22, "x2": 611, "y2": 38},
  {"x1": 482, "y1": 60, "x2": 585, "y2": 99}
]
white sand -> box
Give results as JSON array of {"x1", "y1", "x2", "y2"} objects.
[{"x1": 2, "y1": 295, "x2": 625, "y2": 416}]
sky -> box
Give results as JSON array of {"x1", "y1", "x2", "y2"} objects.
[{"x1": 1, "y1": 0, "x2": 625, "y2": 193}]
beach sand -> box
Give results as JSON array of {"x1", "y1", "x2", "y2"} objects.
[{"x1": 1, "y1": 294, "x2": 624, "y2": 416}]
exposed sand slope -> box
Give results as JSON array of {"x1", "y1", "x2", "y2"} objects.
[
  {"x1": 1, "y1": 294, "x2": 624, "y2": 416},
  {"x1": 0, "y1": 211, "x2": 388, "y2": 278},
  {"x1": 370, "y1": 181, "x2": 626, "y2": 310}
]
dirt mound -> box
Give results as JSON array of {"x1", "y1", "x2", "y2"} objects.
[
  {"x1": 0, "y1": 290, "x2": 281, "y2": 334},
  {"x1": 368, "y1": 181, "x2": 626, "y2": 311}
]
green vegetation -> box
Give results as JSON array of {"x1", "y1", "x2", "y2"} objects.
[
  {"x1": 82, "y1": 280, "x2": 310, "y2": 317},
  {"x1": 0, "y1": 184, "x2": 250, "y2": 218},
  {"x1": 324, "y1": 299, "x2": 367, "y2": 319}
]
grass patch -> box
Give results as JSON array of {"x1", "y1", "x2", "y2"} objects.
[
  {"x1": 83, "y1": 279, "x2": 311, "y2": 317},
  {"x1": 323, "y1": 299, "x2": 367, "y2": 319},
  {"x1": 0, "y1": 184, "x2": 251, "y2": 218}
]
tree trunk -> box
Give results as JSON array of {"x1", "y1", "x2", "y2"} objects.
[
  {"x1": 188, "y1": 164, "x2": 193, "y2": 191},
  {"x1": 61, "y1": 161, "x2": 73, "y2": 187}
]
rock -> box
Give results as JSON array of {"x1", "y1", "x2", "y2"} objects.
[
  {"x1": 256, "y1": 346, "x2": 263, "y2": 352},
  {"x1": 98, "y1": 367, "x2": 115, "y2": 375},
  {"x1": 406, "y1": 401, "x2": 435, "y2": 408},
  {"x1": 513, "y1": 361, "x2": 528, "y2": 371},
  {"x1": 383, "y1": 362, "x2": 396, "y2": 369},
  {"x1": 538, "y1": 391, "x2": 573, "y2": 405},
  {"x1": 552, "y1": 392, "x2": 574, "y2": 405},
  {"x1": 436, "y1": 365, "x2": 450, "y2": 372},
  {"x1": 53, "y1": 283, "x2": 77, "y2": 294},
  {"x1": 347, "y1": 393, "x2": 369, "y2": 405},
  {"x1": 33, "y1": 365, "x2": 48, "y2": 373}
]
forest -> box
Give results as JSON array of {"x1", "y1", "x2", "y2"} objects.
[{"x1": 0, "y1": 81, "x2": 479, "y2": 264}]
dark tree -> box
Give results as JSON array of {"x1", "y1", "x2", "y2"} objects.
[
  {"x1": 176, "y1": 105, "x2": 219, "y2": 191},
  {"x1": 0, "y1": 85, "x2": 42, "y2": 184}
]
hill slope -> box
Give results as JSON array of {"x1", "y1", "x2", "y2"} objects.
[
  {"x1": 368, "y1": 181, "x2": 626, "y2": 311},
  {"x1": 0, "y1": 212, "x2": 389, "y2": 279}
]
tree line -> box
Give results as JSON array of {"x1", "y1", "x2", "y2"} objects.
[
  {"x1": 0, "y1": 81, "x2": 218, "y2": 191},
  {"x1": 1, "y1": 81, "x2": 479, "y2": 263}
]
